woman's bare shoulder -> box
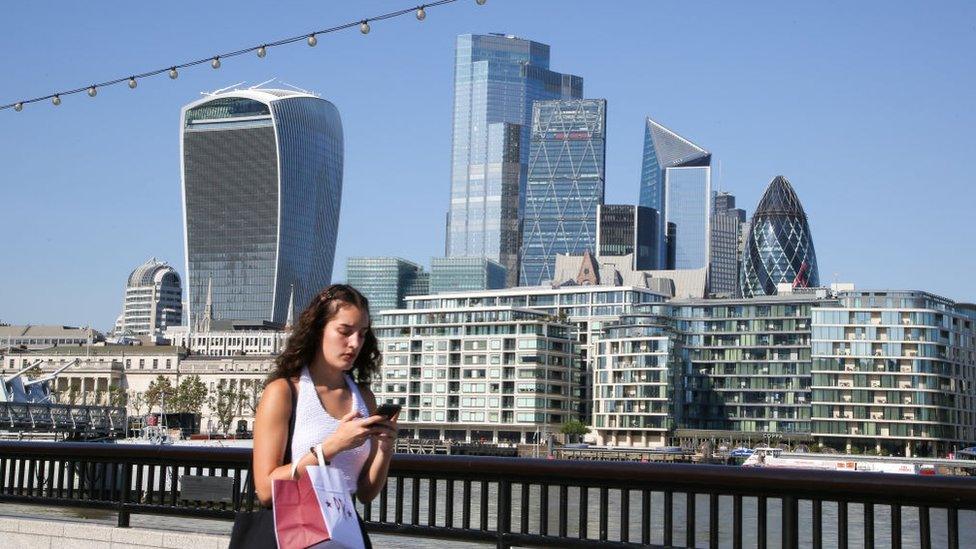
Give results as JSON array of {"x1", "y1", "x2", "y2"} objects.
[{"x1": 257, "y1": 377, "x2": 297, "y2": 415}]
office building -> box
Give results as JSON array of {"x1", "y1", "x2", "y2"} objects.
[
  {"x1": 741, "y1": 176, "x2": 820, "y2": 298},
  {"x1": 114, "y1": 258, "x2": 183, "y2": 336},
  {"x1": 596, "y1": 205, "x2": 658, "y2": 271},
  {"x1": 165, "y1": 319, "x2": 289, "y2": 356},
  {"x1": 371, "y1": 306, "x2": 577, "y2": 443},
  {"x1": 181, "y1": 88, "x2": 343, "y2": 325},
  {"x1": 638, "y1": 119, "x2": 711, "y2": 269},
  {"x1": 429, "y1": 257, "x2": 506, "y2": 294},
  {"x1": 346, "y1": 258, "x2": 428, "y2": 313},
  {"x1": 446, "y1": 34, "x2": 583, "y2": 285},
  {"x1": 665, "y1": 166, "x2": 711, "y2": 270},
  {"x1": 811, "y1": 290, "x2": 976, "y2": 456},
  {"x1": 520, "y1": 99, "x2": 607, "y2": 286},
  {"x1": 709, "y1": 192, "x2": 747, "y2": 297}
]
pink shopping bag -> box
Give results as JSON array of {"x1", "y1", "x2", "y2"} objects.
[{"x1": 272, "y1": 472, "x2": 331, "y2": 549}]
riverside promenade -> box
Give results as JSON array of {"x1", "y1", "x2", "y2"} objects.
[{"x1": 1, "y1": 441, "x2": 975, "y2": 548}]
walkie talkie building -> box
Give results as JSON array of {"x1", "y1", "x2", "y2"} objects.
[
  {"x1": 180, "y1": 89, "x2": 343, "y2": 324},
  {"x1": 741, "y1": 176, "x2": 820, "y2": 297}
]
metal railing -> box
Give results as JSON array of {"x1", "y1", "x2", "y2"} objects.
[
  {"x1": 1, "y1": 441, "x2": 975, "y2": 548},
  {"x1": 0, "y1": 403, "x2": 126, "y2": 438}
]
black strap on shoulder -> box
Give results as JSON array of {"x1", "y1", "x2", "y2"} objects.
[{"x1": 282, "y1": 379, "x2": 298, "y2": 464}]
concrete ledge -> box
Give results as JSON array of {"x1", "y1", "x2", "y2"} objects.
[{"x1": 0, "y1": 516, "x2": 228, "y2": 549}]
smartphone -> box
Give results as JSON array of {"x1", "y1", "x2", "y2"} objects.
[{"x1": 374, "y1": 403, "x2": 402, "y2": 420}]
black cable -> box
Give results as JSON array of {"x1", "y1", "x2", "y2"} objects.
[{"x1": 2, "y1": 0, "x2": 468, "y2": 112}]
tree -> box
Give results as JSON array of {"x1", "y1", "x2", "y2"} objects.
[
  {"x1": 107, "y1": 383, "x2": 128, "y2": 408},
  {"x1": 209, "y1": 381, "x2": 245, "y2": 434},
  {"x1": 559, "y1": 419, "x2": 591, "y2": 443},
  {"x1": 172, "y1": 375, "x2": 208, "y2": 415},
  {"x1": 145, "y1": 375, "x2": 175, "y2": 414},
  {"x1": 241, "y1": 379, "x2": 264, "y2": 416},
  {"x1": 128, "y1": 391, "x2": 147, "y2": 417}
]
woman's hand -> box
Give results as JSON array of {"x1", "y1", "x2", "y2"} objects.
[
  {"x1": 370, "y1": 414, "x2": 399, "y2": 453},
  {"x1": 321, "y1": 411, "x2": 392, "y2": 459}
]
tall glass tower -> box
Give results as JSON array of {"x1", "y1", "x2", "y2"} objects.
[
  {"x1": 519, "y1": 99, "x2": 606, "y2": 286},
  {"x1": 741, "y1": 176, "x2": 820, "y2": 297},
  {"x1": 638, "y1": 118, "x2": 711, "y2": 268},
  {"x1": 181, "y1": 89, "x2": 343, "y2": 324},
  {"x1": 665, "y1": 166, "x2": 711, "y2": 269},
  {"x1": 446, "y1": 34, "x2": 583, "y2": 286}
]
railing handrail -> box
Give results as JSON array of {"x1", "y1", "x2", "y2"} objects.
[{"x1": 2, "y1": 440, "x2": 975, "y2": 509}]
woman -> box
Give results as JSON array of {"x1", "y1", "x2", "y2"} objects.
[{"x1": 252, "y1": 284, "x2": 397, "y2": 547}]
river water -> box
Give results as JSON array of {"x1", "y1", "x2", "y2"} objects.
[{"x1": 2, "y1": 476, "x2": 973, "y2": 548}]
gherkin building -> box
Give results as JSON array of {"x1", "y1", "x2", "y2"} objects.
[{"x1": 741, "y1": 176, "x2": 820, "y2": 297}]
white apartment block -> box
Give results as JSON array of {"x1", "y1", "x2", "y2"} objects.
[
  {"x1": 372, "y1": 306, "x2": 577, "y2": 444},
  {"x1": 593, "y1": 309, "x2": 679, "y2": 447}
]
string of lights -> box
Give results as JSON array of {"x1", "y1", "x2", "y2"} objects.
[{"x1": 2, "y1": 0, "x2": 487, "y2": 112}]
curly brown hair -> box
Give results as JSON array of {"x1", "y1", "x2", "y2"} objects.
[{"x1": 268, "y1": 284, "x2": 382, "y2": 385}]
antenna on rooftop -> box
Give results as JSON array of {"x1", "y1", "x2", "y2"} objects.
[
  {"x1": 248, "y1": 78, "x2": 277, "y2": 90},
  {"x1": 202, "y1": 82, "x2": 247, "y2": 97},
  {"x1": 279, "y1": 81, "x2": 314, "y2": 95}
]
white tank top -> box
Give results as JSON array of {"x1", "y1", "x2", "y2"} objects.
[{"x1": 290, "y1": 366, "x2": 372, "y2": 493}]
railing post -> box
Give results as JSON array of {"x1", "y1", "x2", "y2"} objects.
[
  {"x1": 117, "y1": 461, "x2": 131, "y2": 527},
  {"x1": 781, "y1": 496, "x2": 798, "y2": 549},
  {"x1": 496, "y1": 479, "x2": 511, "y2": 549}
]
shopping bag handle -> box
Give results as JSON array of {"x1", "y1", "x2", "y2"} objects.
[{"x1": 314, "y1": 444, "x2": 330, "y2": 468}]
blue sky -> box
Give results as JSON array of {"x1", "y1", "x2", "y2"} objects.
[{"x1": 1, "y1": 0, "x2": 974, "y2": 330}]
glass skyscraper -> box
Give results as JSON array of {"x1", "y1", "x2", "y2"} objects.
[
  {"x1": 709, "y1": 191, "x2": 747, "y2": 297},
  {"x1": 519, "y1": 99, "x2": 606, "y2": 286},
  {"x1": 665, "y1": 166, "x2": 711, "y2": 270},
  {"x1": 741, "y1": 176, "x2": 820, "y2": 297},
  {"x1": 345, "y1": 257, "x2": 428, "y2": 313},
  {"x1": 446, "y1": 34, "x2": 583, "y2": 286},
  {"x1": 181, "y1": 89, "x2": 343, "y2": 324},
  {"x1": 638, "y1": 118, "x2": 711, "y2": 269},
  {"x1": 596, "y1": 204, "x2": 658, "y2": 270},
  {"x1": 430, "y1": 257, "x2": 507, "y2": 294}
]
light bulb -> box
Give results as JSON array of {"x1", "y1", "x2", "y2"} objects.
[
  {"x1": 169, "y1": 67, "x2": 179, "y2": 79},
  {"x1": 52, "y1": 95, "x2": 61, "y2": 106},
  {"x1": 360, "y1": 20, "x2": 370, "y2": 34},
  {"x1": 14, "y1": 102, "x2": 23, "y2": 112},
  {"x1": 257, "y1": 46, "x2": 267, "y2": 58},
  {"x1": 211, "y1": 57, "x2": 221, "y2": 69},
  {"x1": 128, "y1": 77, "x2": 138, "y2": 89},
  {"x1": 307, "y1": 35, "x2": 317, "y2": 47},
  {"x1": 88, "y1": 86, "x2": 98, "y2": 97},
  {"x1": 416, "y1": 7, "x2": 426, "y2": 20}
]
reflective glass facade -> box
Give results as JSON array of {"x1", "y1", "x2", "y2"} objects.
[
  {"x1": 520, "y1": 99, "x2": 606, "y2": 286},
  {"x1": 709, "y1": 209, "x2": 742, "y2": 297},
  {"x1": 665, "y1": 166, "x2": 711, "y2": 270},
  {"x1": 345, "y1": 257, "x2": 427, "y2": 313},
  {"x1": 596, "y1": 204, "x2": 658, "y2": 270},
  {"x1": 182, "y1": 91, "x2": 343, "y2": 324},
  {"x1": 638, "y1": 119, "x2": 711, "y2": 268},
  {"x1": 741, "y1": 176, "x2": 819, "y2": 298},
  {"x1": 447, "y1": 34, "x2": 583, "y2": 286},
  {"x1": 430, "y1": 257, "x2": 506, "y2": 294}
]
